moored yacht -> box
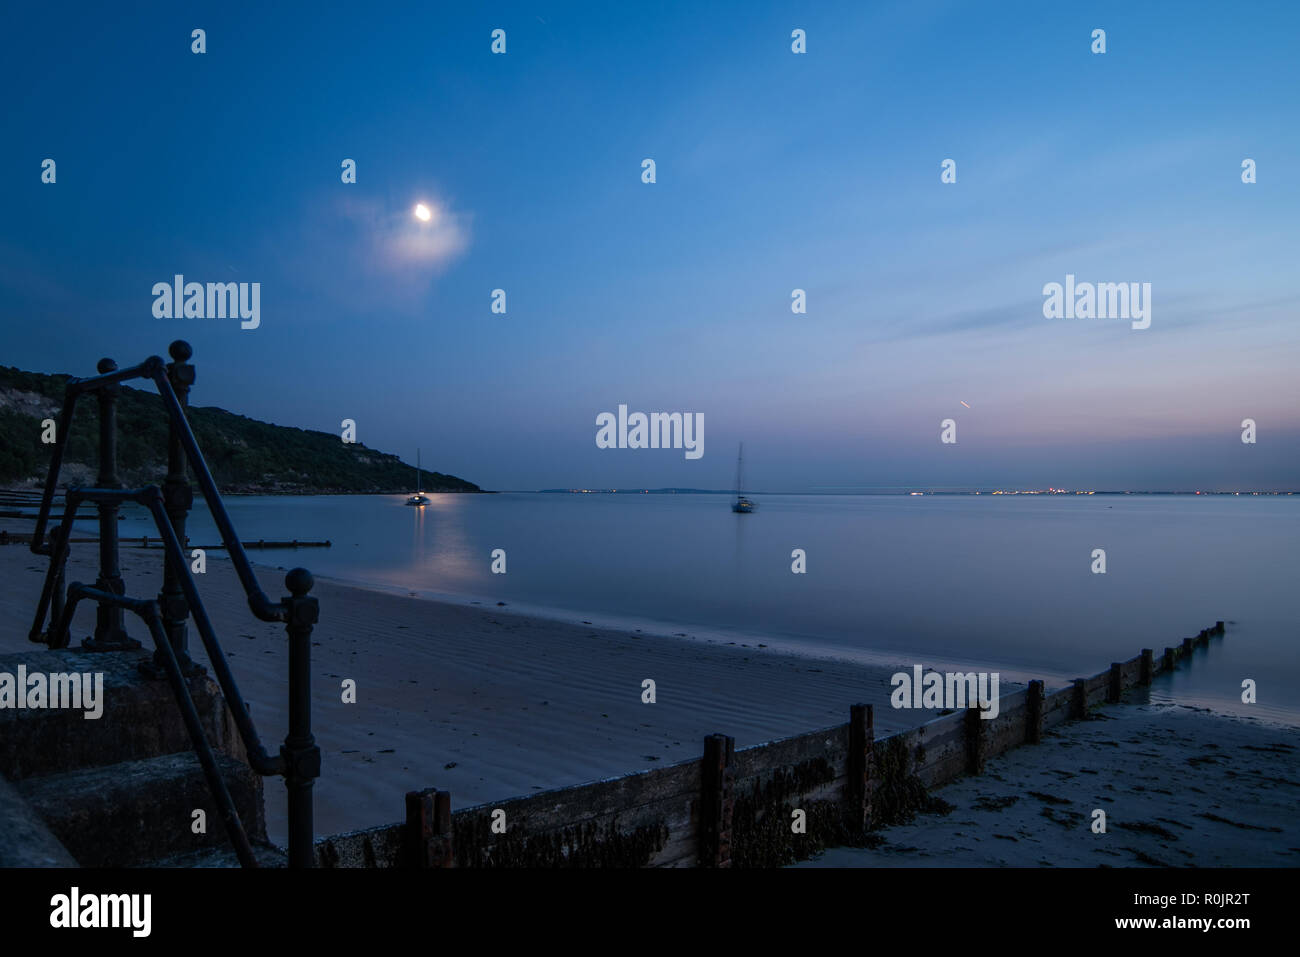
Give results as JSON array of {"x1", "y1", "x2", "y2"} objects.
[{"x1": 406, "y1": 449, "x2": 430, "y2": 506}]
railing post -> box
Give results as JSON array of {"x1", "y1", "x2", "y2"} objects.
[
  {"x1": 83, "y1": 358, "x2": 140, "y2": 652},
  {"x1": 48, "y1": 524, "x2": 68, "y2": 644},
  {"x1": 281, "y1": 568, "x2": 320, "y2": 868},
  {"x1": 144, "y1": 341, "x2": 201, "y2": 678}
]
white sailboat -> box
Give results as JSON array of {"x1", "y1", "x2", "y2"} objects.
[
  {"x1": 406, "y1": 449, "x2": 431, "y2": 506},
  {"x1": 732, "y1": 443, "x2": 755, "y2": 513}
]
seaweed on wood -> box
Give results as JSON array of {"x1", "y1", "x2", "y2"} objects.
[
  {"x1": 452, "y1": 814, "x2": 669, "y2": 868},
  {"x1": 870, "y1": 736, "x2": 953, "y2": 828},
  {"x1": 730, "y1": 757, "x2": 849, "y2": 867}
]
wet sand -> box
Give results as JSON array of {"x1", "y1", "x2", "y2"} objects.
[
  {"x1": 0, "y1": 538, "x2": 916, "y2": 846},
  {"x1": 4, "y1": 527, "x2": 1295, "y2": 865}
]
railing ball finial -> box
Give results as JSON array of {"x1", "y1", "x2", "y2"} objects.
[
  {"x1": 169, "y1": 340, "x2": 193, "y2": 362},
  {"x1": 97, "y1": 357, "x2": 118, "y2": 374},
  {"x1": 286, "y1": 567, "x2": 314, "y2": 597}
]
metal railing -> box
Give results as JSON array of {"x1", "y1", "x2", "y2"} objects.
[{"x1": 26, "y1": 340, "x2": 319, "y2": 868}]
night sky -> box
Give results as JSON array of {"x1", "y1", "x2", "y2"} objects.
[{"x1": 3, "y1": 1, "x2": 1298, "y2": 491}]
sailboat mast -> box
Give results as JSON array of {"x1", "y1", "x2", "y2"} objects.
[
  {"x1": 417, "y1": 449, "x2": 422, "y2": 494},
  {"x1": 736, "y1": 443, "x2": 744, "y2": 494}
]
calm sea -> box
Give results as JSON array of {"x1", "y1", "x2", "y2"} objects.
[{"x1": 117, "y1": 492, "x2": 1300, "y2": 725}]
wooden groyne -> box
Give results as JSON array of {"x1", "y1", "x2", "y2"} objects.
[
  {"x1": 0, "y1": 531, "x2": 101, "y2": 546},
  {"x1": 0, "y1": 530, "x2": 329, "y2": 549},
  {"x1": 126, "y1": 536, "x2": 332, "y2": 550},
  {"x1": 313, "y1": 621, "x2": 1227, "y2": 868},
  {"x1": 0, "y1": 511, "x2": 114, "y2": 521},
  {"x1": 2, "y1": 491, "x2": 328, "y2": 547}
]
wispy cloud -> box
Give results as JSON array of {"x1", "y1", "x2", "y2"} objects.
[
  {"x1": 337, "y1": 194, "x2": 470, "y2": 274},
  {"x1": 244, "y1": 191, "x2": 472, "y2": 319}
]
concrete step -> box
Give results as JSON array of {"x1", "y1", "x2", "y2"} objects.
[
  {"x1": 148, "y1": 841, "x2": 288, "y2": 868},
  {"x1": 17, "y1": 751, "x2": 266, "y2": 867},
  {"x1": 0, "y1": 648, "x2": 246, "y2": 780},
  {"x1": 0, "y1": 776, "x2": 77, "y2": 867}
]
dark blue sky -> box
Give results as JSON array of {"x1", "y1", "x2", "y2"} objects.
[{"x1": 3, "y1": 1, "x2": 1298, "y2": 491}]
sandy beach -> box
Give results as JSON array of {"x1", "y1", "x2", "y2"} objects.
[
  {"x1": 797, "y1": 701, "x2": 1300, "y2": 867},
  {"x1": 0, "y1": 534, "x2": 921, "y2": 846},
  {"x1": 4, "y1": 524, "x2": 1296, "y2": 863}
]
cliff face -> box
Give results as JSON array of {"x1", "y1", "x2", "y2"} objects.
[{"x1": 0, "y1": 367, "x2": 481, "y2": 494}]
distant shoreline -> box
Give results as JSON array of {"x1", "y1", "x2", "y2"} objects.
[
  {"x1": 6, "y1": 484, "x2": 1294, "y2": 497},
  {"x1": 0, "y1": 484, "x2": 495, "y2": 496},
  {"x1": 535, "y1": 488, "x2": 1299, "y2": 496}
]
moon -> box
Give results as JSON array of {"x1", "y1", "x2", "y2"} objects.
[{"x1": 414, "y1": 203, "x2": 432, "y2": 222}]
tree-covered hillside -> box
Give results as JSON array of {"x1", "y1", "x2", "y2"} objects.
[{"x1": 0, "y1": 365, "x2": 481, "y2": 493}]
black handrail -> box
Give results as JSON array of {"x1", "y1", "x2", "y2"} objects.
[
  {"x1": 54, "y1": 578, "x2": 258, "y2": 866},
  {"x1": 26, "y1": 341, "x2": 320, "y2": 868},
  {"x1": 31, "y1": 353, "x2": 285, "y2": 622}
]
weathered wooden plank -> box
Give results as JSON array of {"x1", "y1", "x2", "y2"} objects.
[
  {"x1": 917, "y1": 749, "x2": 967, "y2": 788},
  {"x1": 1083, "y1": 670, "x2": 1110, "y2": 708},
  {"x1": 732, "y1": 723, "x2": 848, "y2": 780},
  {"x1": 315, "y1": 822, "x2": 404, "y2": 868},
  {"x1": 457, "y1": 781, "x2": 697, "y2": 835},
  {"x1": 910, "y1": 712, "x2": 966, "y2": 788},
  {"x1": 455, "y1": 791, "x2": 696, "y2": 867},
  {"x1": 983, "y1": 693, "x2": 1029, "y2": 759},
  {"x1": 456, "y1": 757, "x2": 701, "y2": 832},
  {"x1": 1042, "y1": 685, "x2": 1074, "y2": 730}
]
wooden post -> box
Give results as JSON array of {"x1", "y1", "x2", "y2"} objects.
[
  {"x1": 846, "y1": 704, "x2": 874, "y2": 832},
  {"x1": 1139, "y1": 649, "x2": 1154, "y2": 686},
  {"x1": 699, "y1": 734, "x2": 735, "y2": 868},
  {"x1": 1071, "y1": 678, "x2": 1087, "y2": 719},
  {"x1": 965, "y1": 706, "x2": 985, "y2": 775},
  {"x1": 1162, "y1": 647, "x2": 1175, "y2": 673},
  {"x1": 1107, "y1": 663, "x2": 1122, "y2": 703},
  {"x1": 405, "y1": 787, "x2": 453, "y2": 868},
  {"x1": 1215, "y1": 620, "x2": 1225, "y2": 634},
  {"x1": 1025, "y1": 680, "x2": 1044, "y2": 744},
  {"x1": 1182, "y1": 637, "x2": 1194, "y2": 657}
]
